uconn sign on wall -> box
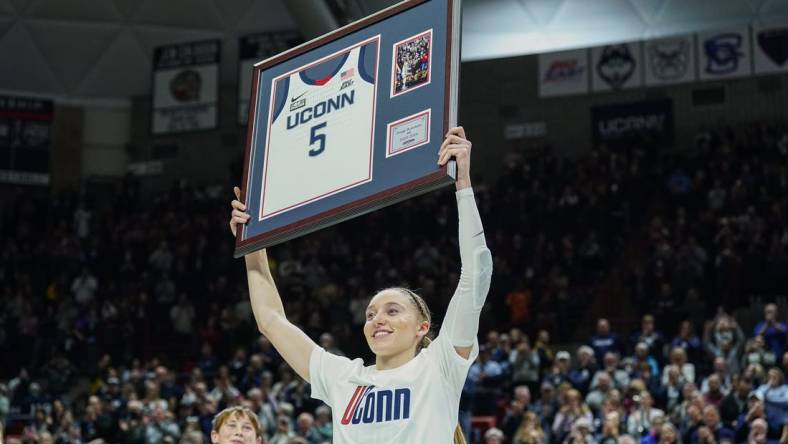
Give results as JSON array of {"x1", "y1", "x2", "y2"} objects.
[{"x1": 340, "y1": 386, "x2": 411, "y2": 425}]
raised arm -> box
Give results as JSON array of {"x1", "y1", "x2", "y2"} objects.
[
  {"x1": 437, "y1": 127, "x2": 493, "y2": 359},
  {"x1": 230, "y1": 187, "x2": 317, "y2": 382}
]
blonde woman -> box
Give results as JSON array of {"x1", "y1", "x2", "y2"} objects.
[
  {"x1": 230, "y1": 127, "x2": 492, "y2": 443},
  {"x1": 514, "y1": 411, "x2": 545, "y2": 444}
]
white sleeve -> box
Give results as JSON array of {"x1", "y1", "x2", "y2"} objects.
[
  {"x1": 424, "y1": 333, "x2": 478, "y2": 393},
  {"x1": 438, "y1": 187, "x2": 492, "y2": 348},
  {"x1": 308, "y1": 347, "x2": 358, "y2": 405}
]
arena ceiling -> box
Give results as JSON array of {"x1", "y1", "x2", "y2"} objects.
[{"x1": 0, "y1": 0, "x2": 785, "y2": 100}]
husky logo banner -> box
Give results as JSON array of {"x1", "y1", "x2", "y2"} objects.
[
  {"x1": 645, "y1": 35, "x2": 696, "y2": 86},
  {"x1": 697, "y1": 27, "x2": 751, "y2": 81},
  {"x1": 754, "y1": 23, "x2": 788, "y2": 75},
  {"x1": 591, "y1": 43, "x2": 642, "y2": 92}
]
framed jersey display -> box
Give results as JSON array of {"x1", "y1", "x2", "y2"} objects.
[{"x1": 235, "y1": 0, "x2": 461, "y2": 257}]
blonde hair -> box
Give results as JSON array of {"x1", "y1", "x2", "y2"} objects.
[
  {"x1": 515, "y1": 411, "x2": 544, "y2": 444},
  {"x1": 211, "y1": 406, "x2": 263, "y2": 438},
  {"x1": 384, "y1": 288, "x2": 466, "y2": 444},
  {"x1": 382, "y1": 287, "x2": 434, "y2": 352}
]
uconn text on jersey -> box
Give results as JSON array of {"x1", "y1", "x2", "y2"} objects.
[
  {"x1": 340, "y1": 386, "x2": 411, "y2": 425},
  {"x1": 286, "y1": 90, "x2": 355, "y2": 130}
]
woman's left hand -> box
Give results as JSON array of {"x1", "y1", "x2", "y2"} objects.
[{"x1": 438, "y1": 126, "x2": 472, "y2": 190}]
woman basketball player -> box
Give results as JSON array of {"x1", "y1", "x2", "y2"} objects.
[{"x1": 230, "y1": 127, "x2": 492, "y2": 443}]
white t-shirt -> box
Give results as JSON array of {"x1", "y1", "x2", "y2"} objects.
[{"x1": 309, "y1": 333, "x2": 478, "y2": 443}]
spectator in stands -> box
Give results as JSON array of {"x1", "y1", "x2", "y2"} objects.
[
  {"x1": 484, "y1": 427, "x2": 505, "y2": 444},
  {"x1": 627, "y1": 390, "x2": 664, "y2": 438},
  {"x1": 590, "y1": 319, "x2": 624, "y2": 365},
  {"x1": 663, "y1": 347, "x2": 696, "y2": 386},
  {"x1": 552, "y1": 389, "x2": 593, "y2": 443},
  {"x1": 719, "y1": 377, "x2": 752, "y2": 427},
  {"x1": 658, "y1": 422, "x2": 679, "y2": 444},
  {"x1": 502, "y1": 386, "x2": 532, "y2": 437},
  {"x1": 513, "y1": 411, "x2": 544, "y2": 444},
  {"x1": 569, "y1": 346, "x2": 597, "y2": 395},
  {"x1": 754, "y1": 304, "x2": 787, "y2": 358},
  {"x1": 631, "y1": 315, "x2": 665, "y2": 364},
  {"x1": 469, "y1": 346, "x2": 506, "y2": 414},
  {"x1": 565, "y1": 416, "x2": 595, "y2": 444},
  {"x1": 309, "y1": 405, "x2": 332, "y2": 443},
  {"x1": 755, "y1": 368, "x2": 788, "y2": 433},
  {"x1": 703, "y1": 374, "x2": 726, "y2": 407},
  {"x1": 692, "y1": 405, "x2": 734, "y2": 444},
  {"x1": 209, "y1": 406, "x2": 262, "y2": 444},
  {"x1": 746, "y1": 417, "x2": 769, "y2": 444},
  {"x1": 534, "y1": 381, "x2": 559, "y2": 435},
  {"x1": 635, "y1": 342, "x2": 661, "y2": 381},
  {"x1": 662, "y1": 365, "x2": 684, "y2": 414},
  {"x1": 71, "y1": 266, "x2": 98, "y2": 306},
  {"x1": 587, "y1": 372, "x2": 614, "y2": 414},
  {"x1": 672, "y1": 321, "x2": 703, "y2": 367},
  {"x1": 592, "y1": 352, "x2": 630, "y2": 391},
  {"x1": 734, "y1": 391, "x2": 767, "y2": 443},
  {"x1": 704, "y1": 315, "x2": 746, "y2": 375},
  {"x1": 597, "y1": 410, "x2": 621, "y2": 444},
  {"x1": 535, "y1": 330, "x2": 555, "y2": 375},
  {"x1": 702, "y1": 357, "x2": 733, "y2": 396},
  {"x1": 269, "y1": 414, "x2": 294, "y2": 444},
  {"x1": 742, "y1": 336, "x2": 777, "y2": 370},
  {"x1": 510, "y1": 335, "x2": 541, "y2": 395},
  {"x1": 545, "y1": 351, "x2": 572, "y2": 388}
]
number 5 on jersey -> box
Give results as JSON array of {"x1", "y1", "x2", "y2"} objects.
[{"x1": 309, "y1": 122, "x2": 327, "y2": 157}]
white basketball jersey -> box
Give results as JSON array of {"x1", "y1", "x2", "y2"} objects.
[{"x1": 261, "y1": 42, "x2": 377, "y2": 220}]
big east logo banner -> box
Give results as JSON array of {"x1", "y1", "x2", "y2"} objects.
[{"x1": 538, "y1": 49, "x2": 589, "y2": 97}]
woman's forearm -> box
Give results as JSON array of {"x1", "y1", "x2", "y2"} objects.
[
  {"x1": 245, "y1": 249, "x2": 286, "y2": 331},
  {"x1": 439, "y1": 188, "x2": 492, "y2": 349}
]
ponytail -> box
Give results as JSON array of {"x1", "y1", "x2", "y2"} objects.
[
  {"x1": 454, "y1": 424, "x2": 467, "y2": 444},
  {"x1": 419, "y1": 334, "x2": 433, "y2": 353}
]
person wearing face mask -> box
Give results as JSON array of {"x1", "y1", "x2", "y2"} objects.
[
  {"x1": 703, "y1": 314, "x2": 745, "y2": 375},
  {"x1": 742, "y1": 336, "x2": 777, "y2": 370}
]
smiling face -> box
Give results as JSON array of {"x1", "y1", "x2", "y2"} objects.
[
  {"x1": 210, "y1": 409, "x2": 262, "y2": 444},
  {"x1": 364, "y1": 289, "x2": 429, "y2": 364}
]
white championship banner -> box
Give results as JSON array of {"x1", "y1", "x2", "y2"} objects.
[
  {"x1": 239, "y1": 31, "x2": 302, "y2": 126},
  {"x1": 591, "y1": 42, "x2": 643, "y2": 92},
  {"x1": 538, "y1": 49, "x2": 589, "y2": 97},
  {"x1": 152, "y1": 40, "x2": 220, "y2": 135},
  {"x1": 753, "y1": 23, "x2": 788, "y2": 75},
  {"x1": 644, "y1": 35, "x2": 696, "y2": 87},
  {"x1": 697, "y1": 26, "x2": 752, "y2": 81}
]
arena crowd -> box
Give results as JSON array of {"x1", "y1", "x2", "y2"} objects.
[{"x1": 0, "y1": 122, "x2": 786, "y2": 443}]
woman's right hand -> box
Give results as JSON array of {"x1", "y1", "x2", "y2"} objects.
[{"x1": 230, "y1": 186, "x2": 251, "y2": 238}]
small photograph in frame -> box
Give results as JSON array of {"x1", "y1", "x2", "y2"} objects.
[{"x1": 391, "y1": 29, "x2": 433, "y2": 97}]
